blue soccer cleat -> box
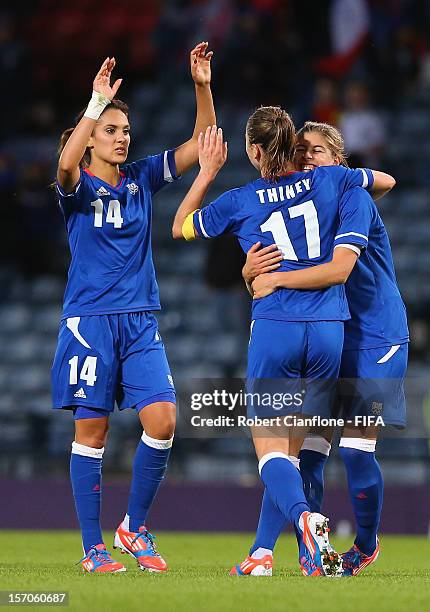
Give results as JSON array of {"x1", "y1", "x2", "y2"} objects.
[
  {"x1": 298, "y1": 512, "x2": 343, "y2": 577},
  {"x1": 342, "y1": 540, "x2": 380, "y2": 576},
  {"x1": 78, "y1": 544, "x2": 126, "y2": 573}
]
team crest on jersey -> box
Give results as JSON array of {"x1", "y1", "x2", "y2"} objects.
[
  {"x1": 126, "y1": 183, "x2": 139, "y2": 195},
  {"x1": 96, "y1": 186, "x2": 110, "y2": 196},
  {"x1": 371, "y1": 401, "x2": 383, "y2": 415}
]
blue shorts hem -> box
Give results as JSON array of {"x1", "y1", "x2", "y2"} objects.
[
  {"x1": 134, "y1": 392, "x2": 177, "y2": 412},
  {"x1": 52, "y1": 402, "x2": 114, "y2": 412}
]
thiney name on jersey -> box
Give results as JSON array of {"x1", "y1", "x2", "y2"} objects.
[{"x1": 256, "y1": 178, "x2": 311, "y2": 204}]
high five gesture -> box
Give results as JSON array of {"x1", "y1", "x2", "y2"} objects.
[
  {"x1": 190, "y1": 42, "x2": 213, "y2": 87},
  {"x1": 93, "y1": 57, "x2": 123, "y2": 100},
  {"x1": 174, "y1": 42, "x2": 216, "y2": 175}
]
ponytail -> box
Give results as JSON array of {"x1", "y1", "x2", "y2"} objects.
[{"x1": 246, "y1": 106, "x2": 296, "y2": 181}]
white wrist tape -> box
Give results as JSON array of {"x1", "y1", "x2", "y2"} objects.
[{"x1": 84, "y1": 91, "x2": 111, "y2": 120}]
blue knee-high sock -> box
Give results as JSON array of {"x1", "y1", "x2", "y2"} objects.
[
  {"x1": 293, "y1": 447, "x2": 329, "y2": 549},
  {"x1": 299, "y1": 449, "x2": 329, "y2": 513},
  {"x1": 250, "y1": 488, "x2": 286, "y2": 554},
  {"x1": 259, "y1": 455, "x2": 309, "y2": 531},
  {"x1": 339, "y1": 444, "x2": 383, "y2": 556},
  {"x1": 253, "y1": 448, "x2": 327, "y2": 554},
  {"x1": 70, "y1": 442, "x2": 104, "y2": 554},
  {"x1": 127, "y1": 432, "x2": 172, "y2": 532}
]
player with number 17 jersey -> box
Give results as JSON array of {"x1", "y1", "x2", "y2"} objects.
[
  {"x1": 173, "y1": 114, "x2": 391, "y2": 577},
  {"x1": 181, "y1": 130, "x2": 377, "y2": 420},
  {"x1": 194, "y1": 164, "x2": 374, "y2": 329}
]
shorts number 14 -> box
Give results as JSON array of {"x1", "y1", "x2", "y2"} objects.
[{"x1": 68, "y1": 355, "x2": 98, "y2": 386}]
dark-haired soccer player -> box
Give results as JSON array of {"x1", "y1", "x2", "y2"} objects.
[{"x1": 52, "y1": 44, "x2": 215, "y2": 573}]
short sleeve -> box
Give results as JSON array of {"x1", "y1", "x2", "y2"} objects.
[
  {"x1": 127, "y1": 149, "x2": 180, "y2": 195},
  {"x1": 193, "y1": 189, "x2": 240, "y2": 239},
  {"x1": 334, "y1": 187, "x2": 374, "y2": 252},
  {"x1": 56, "y1": 169, "x2": 91, "y2": 216},
  {"x1": 321, "y1": 165, "x2": 374, "y2": 195}
]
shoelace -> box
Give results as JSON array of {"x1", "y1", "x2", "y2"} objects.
[
  {"x1": 77, "y1": 547, "x2": 112, "y2": 566},
  {"x1": 131, "y1": 529, "x2": 159, "y2": 556}
]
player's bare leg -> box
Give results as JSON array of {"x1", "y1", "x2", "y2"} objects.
[
  {"x1": 138, "y1": 401, "x2": 176, "y2": 440},
  {"x1": 75, "y1": 416, "x2": 109, "y2": 448},
  {"x1": 114, "y1": 401, "x2": 176, "y2": 572}
]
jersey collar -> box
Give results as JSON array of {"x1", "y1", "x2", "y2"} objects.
[{"x1": 84, "y1": 168, "x2": 125, "y2": 189}]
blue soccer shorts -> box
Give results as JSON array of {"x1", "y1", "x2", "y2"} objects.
[
  {"x1": 51, "y1": 312, "x2": 176, "y2": 414},
  {"x1": 247, "y1": 319, "x2": 344, "y2": 419},
  {"x1": 338, "y1": 343, "x2": 408, "y2": 428}
]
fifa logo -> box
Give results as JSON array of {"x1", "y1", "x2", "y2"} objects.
[{"x1": 126, "y1": 183, "x2": 139, "y2": 195}]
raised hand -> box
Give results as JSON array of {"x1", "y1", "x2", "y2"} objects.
[
  {"x1": 199, "y1": 125, "x2": 227, "y2": 180},
  {"x1": 93, "y1": 57, "x2": 123, "y2": 100},
  {"x1": 190, "y1": 42, "x2": 213, "y2": 86}
]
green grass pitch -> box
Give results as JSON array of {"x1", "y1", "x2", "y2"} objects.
[{"x1": 1, "y1": 531, "x2": 429, "y2": 611}]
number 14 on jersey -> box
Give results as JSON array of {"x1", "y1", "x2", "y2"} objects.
[{"x1": 91, "y1": 199, "x2": 124, "y2": 229}]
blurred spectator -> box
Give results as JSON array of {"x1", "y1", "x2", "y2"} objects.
[
  {"x1": 315, "y1": 0, "x2": 369, "y2": 79},
  {"x1": 311, "y1": 79, "x2": 340, "y2": 125},
  {"x1": 339, "y1": 81, "x2": 385, "y2": 167}
]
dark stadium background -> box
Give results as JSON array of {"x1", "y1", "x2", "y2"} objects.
[{"x1": 1, "y1": 0, "x2": 429, "y2": 535}]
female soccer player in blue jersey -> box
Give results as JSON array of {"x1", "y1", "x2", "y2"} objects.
[
  {"x1": 172, "y1": 109, "x2": 395, "y2": 577},
  {"x1": 243, "y1": 121, "x2": 407, "y2": 576},
  {"x1": 52, "y1": 43, "x2": 216, "y2": 573}
]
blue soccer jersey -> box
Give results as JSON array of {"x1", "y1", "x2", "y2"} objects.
[
  {"x1": 56, "y1": 150, "x2": 179, "y2": 319},
  {"x1": 342, "y1": 188, "x2": 409, "y2": 349},
  {"x1": 193, "y1": 166, "x2": 374, "y2": 322}
]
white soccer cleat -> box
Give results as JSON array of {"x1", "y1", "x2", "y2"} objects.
[
  {"x1": 230, "y1": 554, "x2": 273, "y2": 576},
  {"x1": 298, "y1": 512, "x2": 343, "y2": 577}
]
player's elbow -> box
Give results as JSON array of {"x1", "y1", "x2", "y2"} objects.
[
  {"x1": 373, "y1": 170, "x2": 396, "y2": 194},
  {"x1": 58, "y1": 158, "x2": 78, "y2": 176},
  {"x1": 335, "y1": 263, "x2": 355, "y2": 284},
  {"x1": 58, "y1": 149, "x2": 76, "y2": 173},
  {"x1": 58, "y1": 162, "x2": 71, "y2": 175},
  {"x1": 328, "y1": 263, "x2": 352, "y2": 285},
  {"x1": 172, "y1": 222, "x2": 184, "y2": 240},
  {"x1": 385, "y1": 173, "x2": 396, "y2": 191},
  {"x1": 336, "y1": 270, "x2": 350, "y2": 284}
]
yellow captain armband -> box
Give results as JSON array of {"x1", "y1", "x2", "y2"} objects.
[{"x1": 182, "y1": 210, "x2": 199, "y2": 241}]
